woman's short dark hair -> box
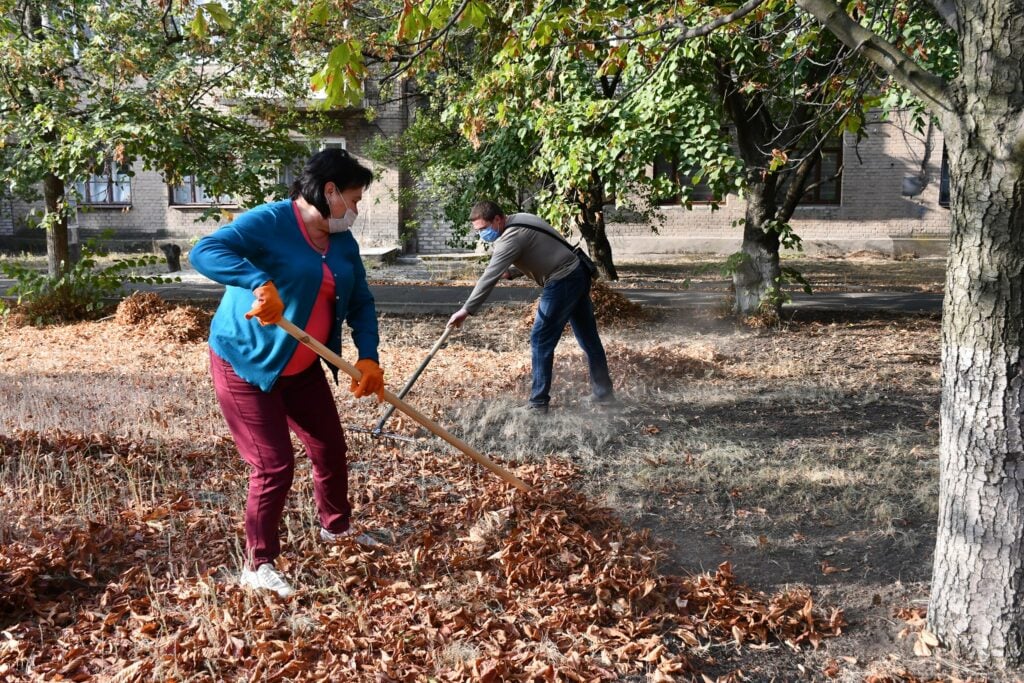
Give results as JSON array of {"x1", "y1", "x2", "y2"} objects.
[{"x1": 290, "y1": 148, "x2": 374, "y2": 218}]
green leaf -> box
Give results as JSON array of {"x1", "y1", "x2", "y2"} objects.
[
  {"x1": 457, "y1": 0, "x2": 492, "y2": 29},
  {"x1": 398, "y1": 3, "x2": 428, "y2": 40},
  {"x1": 841, "y1": 113, "x2": 862, "y2": 134},
  {"x1": 188, "y1": 7, "x2": 208, "y2": 38},
  {"x1": 427, "y1": 1, "x2": 452, "y2": 29},
  {"x1": 203, "y1": 3, "x2": 234, "y2": 30},
  {"x1": 308, "y1": 0, "x2": 330, "y2": 24},
  {"x1": 327, "y1": 42, "x2": 351, "y2": 69}
]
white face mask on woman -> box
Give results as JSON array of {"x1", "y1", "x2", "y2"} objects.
[{"x1": 328, "y1": 192, "x2": 357, "y2": 233}]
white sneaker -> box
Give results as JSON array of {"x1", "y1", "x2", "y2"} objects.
[
  {"x1": 319, "y1": 526, "x2": 382, "y2": 547},
  {"x1": 240, "y1": 563, "x2": 295, "y2": 598}
]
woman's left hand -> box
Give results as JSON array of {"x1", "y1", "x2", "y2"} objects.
[{"x1": 351, "y1": 359, "x2": 384, "y2": 401}]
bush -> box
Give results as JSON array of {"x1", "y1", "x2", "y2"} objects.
[{"x1": 0, "y1": 241, "x2": 178, "y2": 326}]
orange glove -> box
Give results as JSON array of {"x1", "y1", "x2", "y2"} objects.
[
  {"x1": 244, "y1": 281, "x2": 284, "y2": 326},
  {"x1": 350, "y1": 358, "x2": 384, "y2": 401}
]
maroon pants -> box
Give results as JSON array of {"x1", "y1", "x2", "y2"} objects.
[{"x1": 209, "y1": 350, "x2": 351, "y2": 567}]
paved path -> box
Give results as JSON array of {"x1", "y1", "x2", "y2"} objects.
[
  {"x1": 118, "y1": 278, "x2": 943, "y2": 314},
  {"x1": 370, "y1": 285, "x2": 942, "y2": 314},
  {"x1": 0, "y1": 273, "x2": 943, "y2": 314}
]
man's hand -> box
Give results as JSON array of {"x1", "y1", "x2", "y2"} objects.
[
  {"x1": 245, "y1": 281, "x2": 284, "y2": 326},
  {"x1": 350, "y1": 358, "x2": 384, "y2": 401},
  {"x1": 447, "y1": 308, "x2": 470, "y2": 328}
]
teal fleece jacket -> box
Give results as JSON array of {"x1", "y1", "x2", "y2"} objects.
[{"x1": 189, "y1": 200, "x2": 379, "y2": 392}]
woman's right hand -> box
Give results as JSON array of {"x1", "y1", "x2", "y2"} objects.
[
  {"x1": 245, "y1": 281, "x2": 284, "y2": 325},
  {"x1": 350, "y1": 358, "x2": 385, "y2": 401}
]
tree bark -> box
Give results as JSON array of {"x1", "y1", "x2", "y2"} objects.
[
  {"x1": 42, "y1": 173, "x2": 69, "y2": 278},
  {"x1": 924, "y1": 0, "x2": 1024, "y2": 659},
  {"x1": 763, "y1": 0, "x2": 1024, "y2": 667},
  {"x1": 928, "y1": 118, "x2": 1024, "y2": 667},
  {"x1": 572, "y1": 175, "x2": 618, "y2": 281},
  {"x1": 717, "y1": 64, "x2": 784, "y2": 316},
  {"x1": 733, "y1": 182, "x2": 781, "y2": 315}
]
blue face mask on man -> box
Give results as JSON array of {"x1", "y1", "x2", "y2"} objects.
[{"x1": 478, "y1": 226, "x2": 500, "y2": 242}]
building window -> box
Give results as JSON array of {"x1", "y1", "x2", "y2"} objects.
[
  {"x1": 76, "y1": 160, "x2": 131, "y2": 206},
  {"x1": 653, "y1": 154, "x2": 722, "y2": 206},
  {"x1": 802, "y1": 141, "x2": 843, "y2": 205},
  {"x1": 170, "y1": 175, "x2": 227, "y2": 205},
  {"x1": 939, "y1": 146, "x2": 950, "y2": 208}
]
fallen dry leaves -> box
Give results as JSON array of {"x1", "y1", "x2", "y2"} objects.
[
  {"x1": 115, "y1": 292, "x2": 212, "y2": 343},
  {"x1": 521, "y1": 280, "x2": 649, "y2": 330},
  {"x1": 0, "y1": 429, "x2": 845, "y2": 681},
  {"x1": 0, "y1": 297, "x2": 859, "y2": 680}
]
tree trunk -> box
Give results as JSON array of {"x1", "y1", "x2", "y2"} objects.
[
  {"x1": 921, "y1": 0, "x2": 1024, "y2": 666},
  {"x1": 716, "y1": 69, "x2": 785, "y2": 317},
  {"x1": 42, "y1": 173, "x2": 69, "y2": 278},
  {"x1": 572, "y1": 178, "x2": 618, "y2": 281},
  {"x1": 790, "y1": 0, "x2": 1024, "y2": 667},
  {"x1": 732, "y1": 182, "x2": 780, "y2": 316},
  {"x1": 927, "y1": 118, "x2": 1024, "y2": 667}
]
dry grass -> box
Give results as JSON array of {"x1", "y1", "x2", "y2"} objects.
[
  {"x1": 0, "y1": 295, "x2": 971, "y2": 681},
  {"x1": 610, "y1": 253, "x2": 947, "y2": 293}
]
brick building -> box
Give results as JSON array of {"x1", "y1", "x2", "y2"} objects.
[
  {"x1": 413, "y1": 109, "x2": 952, "y2": 259},
  {"x1": 1, "y1": 107, "x2": 951, "y2": 259},
  {"x1": 0, "y1": 80, "x2": 414, "y2": 255}
]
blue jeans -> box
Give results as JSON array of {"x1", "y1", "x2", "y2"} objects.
[{"x1": 529, "y1": 263, "x2": 614, "y2": 407}]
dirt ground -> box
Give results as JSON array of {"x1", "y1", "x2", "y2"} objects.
[
  {"x1": 435, "y1": 304, "x2": 952, "y2": 682},
  {"x1": 1, "y1": 255, "x2": 1017, "y2": 682}
]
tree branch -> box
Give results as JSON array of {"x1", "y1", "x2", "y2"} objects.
[
  {"x1": 378, "y1": 0, "x2": 472, "y2": 85},
  {"x1": 794, "y1": 0, "x2": 952, "y2": 115},
  {"x1": 668, "y1": 0, "x2": 770, "y2": 43},
  {"x1": 927, "y1": 0, "x2": 958, "y2": 32}
]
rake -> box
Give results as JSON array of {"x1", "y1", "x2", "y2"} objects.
[
  {"x1": 276, "y1": 317, "x2": 532, "y2": 493},
  {"x1": 369, "y1": 324, "x2": 454, "y2": 441}
]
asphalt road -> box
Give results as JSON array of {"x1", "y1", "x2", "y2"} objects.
[
  {"x1": 96, "y1": 279, "x2": 943, "y2": 314},
  {"x1": 0, "y1": 272, "x2": 944, "y2": 314}
]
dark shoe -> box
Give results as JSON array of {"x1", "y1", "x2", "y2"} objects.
[
  {"x1": 517, "y1": 402, "x2": 549, "y2": 415},
  {"x1": 585, "y1": 394, "x2": 620, "y2": 410}
]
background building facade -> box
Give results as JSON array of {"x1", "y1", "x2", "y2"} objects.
[{"x1": 1, "y1": 109, "x2": 950, "y2": 259}]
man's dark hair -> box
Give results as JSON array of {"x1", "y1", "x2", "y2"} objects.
[
  {"x1": 290, "y1": 148, "x2": 373, "y2": 218},
  {"x1": 469, "y1": 200, "x2": 504, "y2": 222}
]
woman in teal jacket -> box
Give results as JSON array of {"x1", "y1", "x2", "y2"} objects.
[{"x1": 190, "y1": 148, "x2": 384, "y2": 598}]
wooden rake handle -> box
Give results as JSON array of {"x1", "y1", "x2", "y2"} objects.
[{"x1": 276, "y1": 317, "x2": 532, "y2": 493}]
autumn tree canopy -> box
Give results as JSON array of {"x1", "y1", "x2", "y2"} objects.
[{"x1": 0, "y1": 0, "x2": 314, "y2": 275}]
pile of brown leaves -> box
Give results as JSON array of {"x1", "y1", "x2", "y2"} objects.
[
  {"x1": 115, "y1": 292, "x2": 211, "y2": 342},
  {"x1": 0, "y1": 524, "x2": 116, "y2": 615},
  {"x1": 114, "y1": 291, "x2": 167, "y2": 325},
  {"x1": 0, "y1": 431, "x2": 844, "y2": 682},
  {"x1": 521, "y1": 280, "x2": 648, "y2": 330},
  {"x1": 589, "y1": 280, "x2": 646, "y2": 326}
]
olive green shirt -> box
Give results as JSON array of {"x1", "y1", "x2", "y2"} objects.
[{"x1": 463, "y1": 213, "x2": 579, "y2": 315}]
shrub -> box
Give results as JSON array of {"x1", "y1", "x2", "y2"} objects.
[{"x1": 0, "y1": 241, "x2": 179, "y2": 326}]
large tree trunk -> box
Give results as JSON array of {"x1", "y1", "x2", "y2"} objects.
[
  {"x1": 733, "y1": 182, "x2": 781, "y2": 316},
  {"x1": 792, "y1": 0, "x2": 1024, "y2": 667},
  {"x1": 42, "y1": 173, "x2": 69, "y2": 278},
  {"x1": 572, "y1": 177, "x2": 618, "y2": 281},
  {"x1": 928, "y1": 120, "x2": 1024, "y2": 667},
  {"x1": 924, "y1": 0, "x2": 1024, "y2": 666}
]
